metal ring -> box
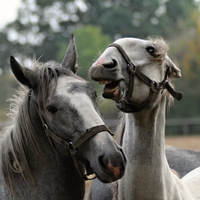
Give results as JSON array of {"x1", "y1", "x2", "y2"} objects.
[
  {"x1": 151, "y1": 79, "x2": 158, "y2": 91},
  {"x1": 69, "y1": 142, "x2": 75, "y2": 151},
  {"x1": 83, "y1": 173, "x2": 96, "y2": 180},
  {"x1": 43, "y1": 124, "x2": 48, "y2": 134}
]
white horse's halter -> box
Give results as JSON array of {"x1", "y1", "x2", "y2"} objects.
[{"x1": 108, "y1": 43, "x2": 183, "y2": 113}]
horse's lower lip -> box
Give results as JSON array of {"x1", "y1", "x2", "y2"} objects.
[
  {"x1": 96, "y1": 165, "x2": 125, "y2": 183},
  {"x1": 103, "y1": 86, "x2": 120, "y2": 100},
  {"x1": 95, "y1": 170, "x2": 120, "y2": 183},
  {"x1": 102, "y1": 80, "x2": 122, "y2": 101}
]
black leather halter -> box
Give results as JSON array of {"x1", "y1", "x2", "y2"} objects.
[
  {"x1": 28, "y1": 90, "x2": 113, "y2": 180},
  {"x1": 108, "y1": 43, "x2": 183, "y2": 113}
]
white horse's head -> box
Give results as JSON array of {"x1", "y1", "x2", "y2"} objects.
[{"x1": 90, "y1": 37, "x2": 182, "y2": 112}]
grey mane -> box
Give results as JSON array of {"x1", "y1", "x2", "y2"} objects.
[
  {"x1": 2, "y1": 87, "x2": 39, "y2": 194},
  {"x1": 148, "y1": 37, "x2": 168, "y2": 63},
  {"x1": 0, "y1": 60, "x2": 72, "y2": 195}
]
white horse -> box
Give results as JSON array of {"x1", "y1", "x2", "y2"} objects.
[{"x1": 89, "y1": 37, "x2": 200, "y2": 199}]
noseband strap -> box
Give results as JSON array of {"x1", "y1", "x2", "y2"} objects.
[
  {"x1": 28, "y1": 91, "x2": 113, "y2": 180},
  {"x1": 108, "y1": 43, "x2": 183, "y2": 113},
  {"x1": 43, "y1": 123, "x2": 112, "y2": 180}
]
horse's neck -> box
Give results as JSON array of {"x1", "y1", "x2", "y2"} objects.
[
  {"x1": 118, "y1": 96, "x2": 180, "y2": 199},
  {"x1": 1, "y1": 126, "x2": 85, "y2": 200},
  {"x1": 25, "y1": 129, "x2": 85, "y2": 199},
  {"x1": 29, "y1": 103, "x2": 85, "y2": 199},
  {"x1": 123, "y1": 98, "x2": 166, "y2": 164}
]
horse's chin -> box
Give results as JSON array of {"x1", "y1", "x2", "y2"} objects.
[
  {"x1": 95, "y1": 171, "x2": 123, "y2": 183},
  {"x1": 102, "y1": 87, "x2": 120, "y2": 101},
  {"x1": 96, "y1": 175, "x2": 115, "y2": 183}
]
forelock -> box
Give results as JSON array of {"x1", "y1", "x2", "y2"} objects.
[{"x1": 149, "y1": 37, "x2": 168, "y2": 63}]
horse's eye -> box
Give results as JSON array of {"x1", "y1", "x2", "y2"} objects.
[
  {"x1": 146, "y1": 46, "x2": 156, "y2": 57},
  {"x1": 47, "y1": 106, "x2": 58, "y2": 114}
]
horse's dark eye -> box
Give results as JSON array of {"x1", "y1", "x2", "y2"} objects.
[
  {"x1": 146, "y1": 46, "x2": 156, "y2": 57},
  {"x1": 47, "y1": 106, "x2": 58, "y2": 114}
]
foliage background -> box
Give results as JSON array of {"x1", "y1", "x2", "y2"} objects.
[{"x1": 0, "y1": 0, "x2": 200, "y2": 135}]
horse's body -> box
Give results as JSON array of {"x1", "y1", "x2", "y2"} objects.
[
  {"x1": 166, "y1": 146, "x2": 200, "y2": 178},
  {"x1": 0, "y1": 36, "x2": 126, "y2": 200},
  {"x1": 89, "y1": 138, "x2": 200, "y2": 200},
  {"x1": 89, "y1": 37, "x2": 200, "y2": 199}
]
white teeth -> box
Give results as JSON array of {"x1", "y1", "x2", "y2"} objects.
[
  {"x1": 99, "y1": 80, "x2": 112, "y2": 85},
  {"x1": 106, "y1": 80, "x2": 112, "y2": 84},
  {"x1": 104, "y1": 86, "x2": 118, "y2": 94},
  {"x1": 99, "y1": 81, "x2": 104, "y2": 85}
]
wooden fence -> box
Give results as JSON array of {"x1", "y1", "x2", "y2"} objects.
[
  {"x1": 166, "y1": 117, "x2": 200, "y2": 135},
  {"x1": 105, "y1": 117, "x2": 200, "y2": 135},
  {"x1": 1, "y1": 117, "x2": 200, "y2": 135}
]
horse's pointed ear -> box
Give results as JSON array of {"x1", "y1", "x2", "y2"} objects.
[
  {"x1": 166, "y1": 56, "x2": 182, "y2": 79},
  {"x1": 61, "y1": 34, "x2": 78, "y2": 73},
  {"x1": 10, "y1": 56, "x2": 36, "y2": 88}
]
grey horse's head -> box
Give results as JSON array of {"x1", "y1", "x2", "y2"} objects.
[{"x1": 8, "y1": 35, "x2": 126, "y2": 185}]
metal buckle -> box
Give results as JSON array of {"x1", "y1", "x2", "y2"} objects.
[
  {"x1": 151, "y1": 79, "x2": 158, "y2": 92},
  {"x1": 161, "y1": 79, "x2": 169, "y2": 90},
  {"x1": 43, "y1": 124, "x2": 48, "y2": 134},
  {"x1": 69, "y1": 142, "x2": 76, "y2": 152},
  {"x1": 127, "y1": 62, "x2": 136, "y2": 73}
]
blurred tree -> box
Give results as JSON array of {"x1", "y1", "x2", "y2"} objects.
[
  {"x1": 83, "y1": 0, "x2": 198, "y2": 39},
  {"x1": 0, "y1": 0, "x2": 197, "y2": 72},
  {"x1": 0, "y1": 73, "x2": 17, "y2": 120},
  {"x1": 75, "y1": 25, "x2": 111, "y2": 78},
  {"x1": 57, "y1": 25, "x2": 118, "y2": 117},
  {"x1": 57, "y1": 25, "x2": 112, "y2": 88},
  {"x1": 0, "y1": 0, "x2": 197, "y2": 71},
  {"x1": 0, "y1": 0, "x2": 200, "y2": 125},
  {"x1": 167, "y1": 9, "x2": 200, "y2": 119}
]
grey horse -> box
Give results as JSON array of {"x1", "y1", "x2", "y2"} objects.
[
  {"x1": 89, "y1": 37, "x2": 200, "y2": 199},
  {"x1": 0, "y1": 35, "x2": 126, "y2": 200}
]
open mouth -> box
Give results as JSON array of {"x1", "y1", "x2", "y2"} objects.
[{"x1": 98, "y1": 80, "x2": 120, "y2": 100}]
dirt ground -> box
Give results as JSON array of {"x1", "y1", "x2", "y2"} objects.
[
  {"x1": 84, "y1": 135, "x2": 200, "y2": 199},
  {"x1": 165, "y1": 135, "x2": 200, "y2": 150}
]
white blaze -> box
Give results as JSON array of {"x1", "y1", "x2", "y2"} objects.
[{"x1": 56, "y1": 76, "x2": 104, "y2": 129}]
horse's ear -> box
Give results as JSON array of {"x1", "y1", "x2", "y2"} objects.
[
  {"x1": 165, "y1": 56, "x2": 181, "y2": 79},
  {"x1": 10, "y1": 56, "x2": 36, "y2": 88},
  {"x1": 61, "y1": 34, "x2": 78, "y2": 73}
]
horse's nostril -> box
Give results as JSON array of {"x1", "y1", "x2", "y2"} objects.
[
  {"x1": 98, "y1": 155, "x2": 107, "y2": 169},
  {"x1": 99, "y1": 154, "x2": 112, "y2": 171},
  {"x1": 103, "y1": 59, "x2": 117, "y2": 69}
]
